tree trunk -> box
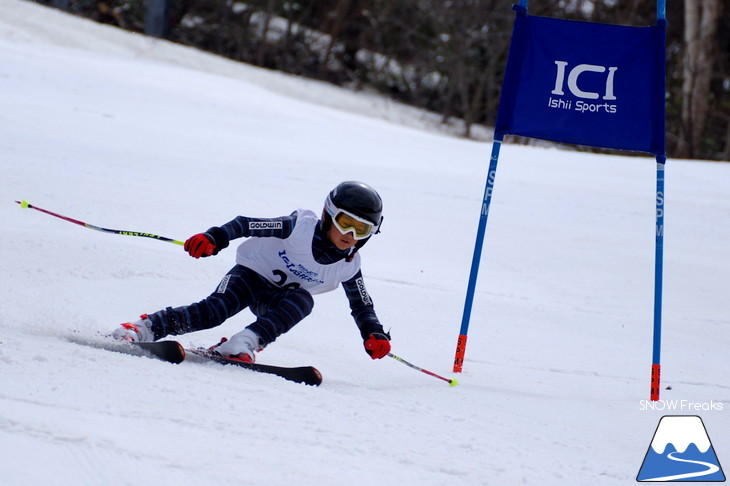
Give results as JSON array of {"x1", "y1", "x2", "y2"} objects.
[
  {"x1": 256, "y1": 0, "x2": 275, "y2": 67},
  {"x1": 678, "y1": 0, "x2": 721, "y2": 158}
]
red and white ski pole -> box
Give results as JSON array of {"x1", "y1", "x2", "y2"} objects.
[
  {"x1": 15, "y1": 200, "x2": 185, "y2": 246},
  {"x1": 388, "y1": 353, "x2": 459, "y2": 387}
]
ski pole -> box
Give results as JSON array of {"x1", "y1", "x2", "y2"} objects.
[
  {"x1": 15, "y1": 200, "x2": 184, "y2": 246},
  {"x1": 387, "y1": 353, "x2": 459, "y2": 387}
]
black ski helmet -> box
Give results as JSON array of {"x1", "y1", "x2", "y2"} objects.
[{"x1": 323, "y1": 181, "x2": 383, "y2": 253}]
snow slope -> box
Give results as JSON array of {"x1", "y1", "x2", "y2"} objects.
[{"x1": 1, "y1": 1, "x2": 728, "y2": 485}]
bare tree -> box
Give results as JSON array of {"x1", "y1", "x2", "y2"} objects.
[
  {"x1": 678, "y1": 0, "x2": 722, "y2": 158},
  {"x1": 36, "y1": 0, "x2": 730, "y2": 160}
]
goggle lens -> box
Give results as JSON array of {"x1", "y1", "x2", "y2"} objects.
[{"x1": 333, "y1": 211, "x2": 373, "y2": 239}]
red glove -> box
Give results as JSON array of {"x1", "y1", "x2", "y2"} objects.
[
  {"x1": 364, "y1": 333, "x2": 391, "y2": 359},
  {"x1": 184, "y1": 233, "x2": 217, "y2": 259}
]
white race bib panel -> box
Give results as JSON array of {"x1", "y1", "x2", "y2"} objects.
[{"x1": 235, "y1": 209, "x2": 360, "y2": 295}]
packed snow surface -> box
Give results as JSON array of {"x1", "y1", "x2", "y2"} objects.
[{"x1": 1, "y1": 1, "x2": 728, "y2": 485}]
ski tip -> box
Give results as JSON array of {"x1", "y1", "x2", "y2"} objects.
[
  {"x1": 311, "y1": 368, "x2": 323, "y2": 387},
  {"x1": 174, "y1": 341, "x2": 186, "y2": 362},
  {"x1": 16, "y1": 199, "x2": 30, "y2": 208}
]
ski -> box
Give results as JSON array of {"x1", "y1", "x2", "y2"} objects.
[
  {"x1": 185, "y1": 348, "x2": 323, "y2": 387},
  {"x1": 66, "y1": 335, "x2": 186, "y2": 364},
  {"x1": 68, "y1": 336, "x2": 321, "y2": 386},
  {"x1": 133, "y1": 341, "x2": 186, "y2": 364}
]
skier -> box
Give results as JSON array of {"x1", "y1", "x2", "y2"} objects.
[{"x1": 109, "y1": 181, "x2": 391, "y2": 363}]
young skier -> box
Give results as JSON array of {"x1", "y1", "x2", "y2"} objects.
[{"x1": 110, "y1": 181, "x2": 391, "y2": 363}]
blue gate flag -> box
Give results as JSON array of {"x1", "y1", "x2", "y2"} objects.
[
  {"x1": 495, "y1": 10, "x2": 666, "y2": 155},
  {"x1": 454, "y1": 3, "x2": 669, "y2": 402}
]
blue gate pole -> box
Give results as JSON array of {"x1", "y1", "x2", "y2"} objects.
[
  {"x1": 651, "y1": 156, "x2": 666, "y2": 400},
  {"x1": 453, "y1": 137, "x2": 503, "y2": 372},
  {"x1": 657, "y1": 0, "x2": 666, "y2": 22},
  {"x1": 650, "y1": 0, "x2": 667, "y2": 401}
]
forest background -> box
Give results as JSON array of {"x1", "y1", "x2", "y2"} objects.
[{"x1": 37, "y1": 0, "x2": 730, "y2": 161}]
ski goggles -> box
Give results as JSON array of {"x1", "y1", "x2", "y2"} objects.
[{"x1": 332, "y1": 210, "x2": 376, "y2": 240}]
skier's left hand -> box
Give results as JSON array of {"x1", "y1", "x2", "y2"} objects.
[{"x1": 364, "y1": 332, "x2": 391, "y2": 359}]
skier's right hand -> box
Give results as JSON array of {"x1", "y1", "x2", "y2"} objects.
[{"x1": 184, "y1": 233, "x2": 217, "y2": 258}]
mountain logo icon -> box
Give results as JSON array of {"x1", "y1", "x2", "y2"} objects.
[{"x1": 637, "y1": 415, "x2": 725, "y2": 482}]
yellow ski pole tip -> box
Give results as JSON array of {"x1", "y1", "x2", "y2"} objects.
[
  {"x1": 449, "y1": 378, "x2": 459, "y2": 387},
  {"x1": 19, "y1": 200, "x2": 30, "y2": 208}
]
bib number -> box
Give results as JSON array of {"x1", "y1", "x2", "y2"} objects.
[{"x1": 272, "y1": 270, "x2": 301, "y2": 289}]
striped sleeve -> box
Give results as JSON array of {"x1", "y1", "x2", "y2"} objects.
[
  {"x1": 219, "y1": 212, "x2": 297, "y2": 241},
  {"x1": 342, "y1": 270, "x2": 384, "y2": 339}
]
